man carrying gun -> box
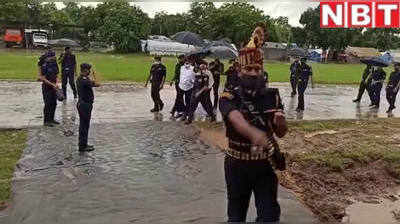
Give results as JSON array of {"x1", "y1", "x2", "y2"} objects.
[{"x1": 219, "y1": 23, "x2": 287, "y2": 223}]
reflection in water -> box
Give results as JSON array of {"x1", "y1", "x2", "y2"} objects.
[
  {"x1": 355, "y1": 104, "x2": 362, "y2": 119},
  {"x1": 296, "y1": 111, "x2": 304, "y2": 120},
  {"x1": 153, "y1": 112, "x2": 164, "y2": 121}
]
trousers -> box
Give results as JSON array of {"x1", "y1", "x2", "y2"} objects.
[
  {"x1": 225, "y1": 156, "x2": 281, "y2": 223},
  {"x1": 187, "y1": 89, "x2": 214, "y2": 121},
  {"x1": 183, "y1": 88, "x2": 193, "y2": 116},
  {"x1": 172, "y1": 83, "x2": 185, "y2": 114},
  {"x1": 62, "y1": 69, "x2": 77, "y2": 98},
  {"x1": 42, "y1": 85, "x2": 57, "y2": 123},
  {"x1": 297, "y1": 81, "x2": 308, "y2": 110},
  {"x1": 151, "y1": 83, "x2": 163, "y2": 110},
  {"x1": 290, "y1": 76, "x2": 297, "y2": 95},
  {"x1": 77, "y1": 101, "x2": 93, "y2": 148},
  {"x1": 371, "y1": 83, "x2": 383, "y2": 106},
  {"x1": 213, "y1": 76, "x2": 220, "y2": 109},
  {"x1": 386, "y1": 87, "x2": 398, "y2": 109},
  {"x1": 355, "y1": 81, "x2": 367, "y2": 101}
]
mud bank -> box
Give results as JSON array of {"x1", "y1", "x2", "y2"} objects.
[{"x1": 196, "y1": 119, "x2": 400, "y2": 223}]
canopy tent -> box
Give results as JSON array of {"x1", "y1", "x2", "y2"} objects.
[
  {"x1": 140, "y1": 39, "x2": 196, "y2": 55},
  {"x1": 48, "y1": 38, "x2": 80, "y2": 47}
]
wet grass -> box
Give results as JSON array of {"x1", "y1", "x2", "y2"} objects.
[
  {"x1": 0, "y1": 130, "x2": 27, "y2": 206},
  {"x1": 0, "y1": 50, "x2": 395, "y2": 84}
]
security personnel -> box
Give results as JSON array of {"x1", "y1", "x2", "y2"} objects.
[
  {"x1": 38, "y1": 51, "x2": 60, "y2": 127},
  {"x1": 209, "y1": 58, "x2": 224, "y2": 110},
  {"x1": 170, "y1": 54, "x2": 185, "y2": 118},
  {"x1": 353, "y1": 65, "x2": 373, "y2": 103},
  {"x1": 370, "y1": 66, "x2": 386, "y2": 109},
  {"x1": 296, "y1": 57, "x2": 314, "y2": 112},
  {"x1": 386, "y1": 62, "x2": 400, "y2": 113},
  {"x1": 145, "y1": 56, "x2": 166, "y2": 112},
  {"x1": 185, "y1": 61, "x2": 216, "y2": 125},
  {"x1": 289, "y1": 57, "x2": 300, "y2": 97},
  {"x1": 59, "y1": 47, "x2": 77, "y2": 99},
  {"x1": 220, "y1": 23, "x2": 287, "y2": 223},
  {"x1": 224, "y1": 61, "x2": 241, "y2": 89},
  {"x1": 76, "y1": 63, "x2": 100, "y2": 152}
]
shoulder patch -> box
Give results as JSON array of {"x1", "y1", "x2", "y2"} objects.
[{"x1": 221, "y1": 91, "x2": 234, "y2": 100}]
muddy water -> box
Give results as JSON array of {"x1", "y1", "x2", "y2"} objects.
[
  {"x1": 1, "y1": 81, "x2": 400, "y2": 129},
  {"x1": 345, "y1": 199, "x2": 400, "y2": 224}
]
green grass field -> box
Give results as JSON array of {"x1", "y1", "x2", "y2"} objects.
[{"x1": 0, "y1": 49, "x2": 393, "y2": 84}]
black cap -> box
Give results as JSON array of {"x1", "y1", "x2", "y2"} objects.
[{"x1": 80, "y1": 63, "x2": 92, "y2": 71}]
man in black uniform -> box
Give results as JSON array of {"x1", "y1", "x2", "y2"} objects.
[
  {"x1": 353, "y1": 64, "x2": 372, "y2": 103},
  {"x1": 185, "y1": 61, "x2": 216, "y2": 125},
  {"x1": 386, "y1": 62, "x2": 400, "y2": 113},
  {"x1": 38, "y1": 51, "x2": 60, "y2": 127},
  {"x1": 289, "y1": 57, "x2": 300, "y2": 97},
  {"x1": 224, "y1": 61, "x2": 241, "y2": 89},
  {"x1": 145, "y1": 56, "x2": 166, "y2": 112},
  {"x1": 370, "y1": 66, "x2": 386, "y2": 109},
  {"x1": 220, "y1": 24, "x2": 287, "y2": 223},
  {"x1": 59, "y1": 47, "x2": 77, "y2": 99},
  {"x1": 170, "y1": 54, "x2": 185, "y2": 118},
  {"x1": 209, "y1": 58, "x2": 224, "y2": 110},
  {"x1": 76, "y1": 63, "x2": 100, "y2": 152},
  {"x1": 296, "y1": 57, "x2": 314, "y2": 112}
]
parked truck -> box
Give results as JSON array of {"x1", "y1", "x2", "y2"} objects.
[{"x1": 3, "y1": 28, "x2": 48, "y2": 48}]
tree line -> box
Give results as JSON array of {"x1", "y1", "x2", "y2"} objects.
[{"x1": 0, "y1": 0, "x2": 399, "y2": 53}]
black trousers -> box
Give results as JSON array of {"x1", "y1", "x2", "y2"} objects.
[
  {"x1": 187, "y1": 89, "x2": 214, "y2": 121},
  {"x1": 355, "y1": 81, "x2": 367, "y2": 101},
  {"x1": 172, "y1": 83, "x2": 185, "y2": 114},
  {"x1": 151, "y1": 83, "x2": 163, "y2": 110},
  {"x1": 297, "y1": 81, "x2": 308, "y2": 110},
  {"x1": 77, "y1": 101, "x2": 93, "y2": 148},
  {"x1": 213, "y1": 77, "x2": 220, "y2": 109},
  {"x1": 386, "y1": 87, "x2": 398, "y2": 109},
  {"x1": 225, "y1": 156, "x2": 281, "y2": 223},
  {"x1": 62, "y1": 69, "x2": 77, "y2": 98},
  {"x1": 183, "y1": 88, "x2": 193, "y2": 116},
  {"x1": 290, "y1": 76, "x2": 297, "y2": 95},
  {"x1": 42, "y1": 85, "x2": 57, "y2": 123},
  {"x1": 371, "y1": 83, "x2": 383, "y2": 106}
]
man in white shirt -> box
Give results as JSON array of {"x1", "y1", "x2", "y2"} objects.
[
  {"x1": 185, "y1": 61, "x2": 216, "y2": 125},
  {"x1": 179, "y1": 59, "x2": 195, "y2": 120}
]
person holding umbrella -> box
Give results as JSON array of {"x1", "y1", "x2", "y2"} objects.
[
  {"x1": 353, "y1": 64, "x2": 373, "y2": 103},
  {"x1": 58, "y1": 47, "x2": 78, "y2": 100},
  {"x1": 370, "y1": 66, "x2": 386, "y2": 109},
  {"x1": 386, "y1": 62, "x2": 400, "y2": 113}
]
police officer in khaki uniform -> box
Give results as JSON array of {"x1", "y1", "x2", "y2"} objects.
[{"x1": 220, "y1": 23, "x2": 287, "y2": 223}]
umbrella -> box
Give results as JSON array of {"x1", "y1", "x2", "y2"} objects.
[
  {"x1": 172, "y1": 31, "x2": 205, "y2": 47},
  {"x1": 48, "y1": 38, "x2": 80, "y2": 47},
  {"x1": 360, "y1": 57, "x2": 389, "y2": 67},
  {"x1": 205, "y1": 39, "x2": 234, "y2": 49},
  {"x1": 207, "y1": 46, "x2": 238, "y2": 59},
  {"x1": 287, "y1": 48, "x2": 308, "y2": 57},
  {"x1": 185, "y1": 48, "x2": 210, "y2": 59}
]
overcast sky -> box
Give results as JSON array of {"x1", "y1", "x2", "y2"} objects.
[{"x1": 55, "y1": 1, "x2": 319, "y2": 27}]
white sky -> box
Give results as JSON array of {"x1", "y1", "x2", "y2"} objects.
[{"x1": 55, "y1": 1, "x2": 319, "y2": 27}]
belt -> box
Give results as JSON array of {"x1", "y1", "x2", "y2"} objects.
[{"x1": 225, "y1": 147, "x2": 273, "y2": 161}]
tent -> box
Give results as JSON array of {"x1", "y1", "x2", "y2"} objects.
[
  {"x1": 308, "y1": 49, "x2": 322, "y2": 62},
  {"x1": 140, "y1": 39, "x2": 196, "y2": 55}
]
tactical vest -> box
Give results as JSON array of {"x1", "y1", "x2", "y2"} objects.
[{"x1": 193, "y1": 73, "x2": 210, "y2": 90}]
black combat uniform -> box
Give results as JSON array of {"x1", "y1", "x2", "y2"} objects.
[
  {"x1": 40, "y1": 55, "x2": 59, "y2": 124},
  {"x1": 171, "y1": 61, "x2": 185, "y2": 116},
  {"x1": 370, "y1": 67, "x2": 386, "y2": 108},
  {"x1": 150, "y1": 62, "x2": 166, "y2": 112},
  {"x1": 289, "y1": 61, "x2": 300, "y2": 96},
  {"x1": 386, "y1": 70, "x2": 400, "y2": 111},
  {"x1": 59, "y1": 52, "x2": 77, "y2": 99},
  {"x1": 186, "y1": 70, "x2": 216, "y2": 124},
  {"x1": 219, "y1": 85, "x2": 283, "y2": 223},
  {"x1": 297, "y1": 62, "x2": 312, "y2": 111},
  {"x1": 210, "y1": 60, "x2": 224, "y2": 110},
  {"x1": 224, "y1": 65, "x2": 240, "y2": 89},
  {"x1": 354, "y1": 66, "x2": 372, "y2": 102},
  {"x1": 76, "y1": 71, "x2": 95, "y2": 151}
]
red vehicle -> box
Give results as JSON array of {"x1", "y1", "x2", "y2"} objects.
[{"x1": 3, "y1": 28, "x2": 23, "y2": 48}]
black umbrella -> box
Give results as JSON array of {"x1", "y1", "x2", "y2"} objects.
[
  {"x1": 207, "y1": 46, "x2": 238, "y2": 59},
  {"x1": 172, "y1": 31, "x2": 205, "y2": 47},
  {"x1": 287, "y1": 48, "x2": 308, "y2": 57},
  {"x1": 360, "y1": 57, "x2": 389, "y2": 67}
]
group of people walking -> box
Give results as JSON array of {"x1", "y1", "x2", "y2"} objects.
[
  {"x1": 147, "y1": 55, "x2": 225, "y2": 124},
  {"x1": 353, "y1": 63, "x2": 400, "y2": 113}
]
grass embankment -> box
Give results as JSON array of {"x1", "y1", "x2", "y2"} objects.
[
  {"x1": 197, "y1": 118, "x2": 400, "y2": 222},
  {"x1": 0, "y1": 50, "x2": 394, "y2": 84},
  {"x1": 0, "y1": 130, "x2": 27, "y2": 210}
]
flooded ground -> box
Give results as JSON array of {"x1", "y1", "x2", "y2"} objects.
[
  {"x1": 0, "y1": 81, "x2": 317, "y2": 223},
  {"x1": 0, "y1": 81, "x2": 399, "y2": 129}
]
